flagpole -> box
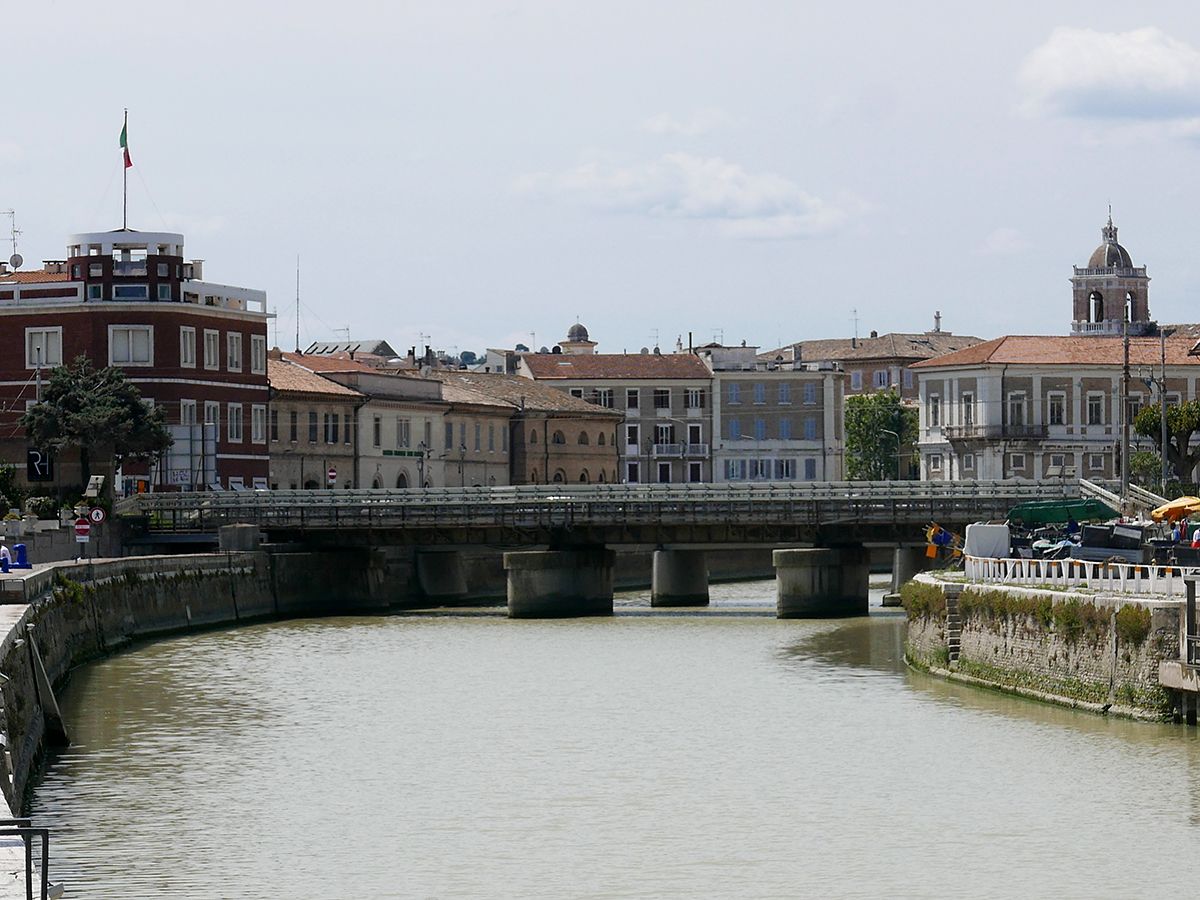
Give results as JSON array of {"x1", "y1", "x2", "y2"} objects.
[{"x1": 122, "y1": 109, "x2": 128, "y2": 230}]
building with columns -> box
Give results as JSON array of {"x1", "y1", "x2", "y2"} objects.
[{"x1": 913, "y1": 216, "x2": 1199, "y2": 482}]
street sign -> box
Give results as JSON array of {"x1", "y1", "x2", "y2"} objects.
[
  {"x1": 327, "y1": 466, "x2": 337, "y2": 485},
  {"x1": 74, "y1": 518, "x2": 91, "y2": 543},
  {"x1": 88, "y1": 507, "x2": 107, "y2": 525},
  {"x1": 26, "y1": 449, "x2": 53, "y2": 482}
]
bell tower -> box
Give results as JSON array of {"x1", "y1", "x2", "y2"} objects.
[{"x1": 1070, "y1": 212, "x2": 1152, "y2": 336}]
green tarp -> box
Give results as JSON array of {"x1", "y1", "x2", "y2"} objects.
[{"x1": 1007, "y1": 498, "x2": 1119, "y2": 526}]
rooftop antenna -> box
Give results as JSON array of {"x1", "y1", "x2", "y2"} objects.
[
  {"x1": 1, "y1": 210, "x2": 21, "y2": 268},
  {"x1": 294, "y1": 255, "x2": 301, "y2": 352},
  {"x1": 851, "y1": 308, "x2": 860, "y2": 341},
  {"x1": 713, "y1": 328, "x2": 724, "y2": 344},
  {"x1": 650, "y1": 327, "x2": 660, "y2": 349},
  {"x1": 334, "y1": 327, "x2": 350, "y2": 343}
]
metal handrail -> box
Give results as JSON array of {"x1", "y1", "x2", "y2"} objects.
[{"x1": 0, "y1": 820, "x2": 50, "y2": 900}]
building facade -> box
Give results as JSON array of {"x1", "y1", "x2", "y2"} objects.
[
  {"x1": 0, "y1": 228, "x2": 269, "y2": 492},
  {"x1": 267, "y1": 353, "x2": 363, "y2": 489},
  {"x1": 696, "y1": 344, "x2": 845, "y2": 482}
]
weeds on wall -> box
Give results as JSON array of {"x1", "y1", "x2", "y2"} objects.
[
  {"x1": 1114, "y1": 604, "x2": 1152, "y2": 646},
  {"x1": 900, "y1": 581, "x2": 946, "y2": 622},
  {"x1": 959, "y1": 587, "x2": 1154, "y2": 648}
]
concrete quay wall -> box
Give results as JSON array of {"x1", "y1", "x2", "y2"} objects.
[{"x1": 903, "y1": 577, "x2": 1182, "y2": 721}]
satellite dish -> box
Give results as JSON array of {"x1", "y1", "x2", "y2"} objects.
[{"x1": 8, "y1": 253, "x2": 22, "y2": 269}]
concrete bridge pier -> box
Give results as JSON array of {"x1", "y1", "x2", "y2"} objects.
[
  {"x1": 882, "y1": 545, "x2": 930, "y2": 607},
  {"x1": 416, "y1": 550, "x2": 469, "y2": 603},
  {"x1": 773, "y1": 547, "x2": 869, "y2": 618},
  {"x1": 504, "y1": 549, "x2": 615, "y2": 618},
  {"x1": 651, "y1": 549, "x2": 709, "y2": 607}
]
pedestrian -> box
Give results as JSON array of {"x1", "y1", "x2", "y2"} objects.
[
  {"x1": 1173, "y1": 522, "x2": 1183, "y2": 543},
  {"x1": 1066, "y1": 516, "x2": 1079, "y2": 535}
]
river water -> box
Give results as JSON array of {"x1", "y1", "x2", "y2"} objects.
[{"x1": 27, "y1": 579, "x2": 1200, "y2": 899}]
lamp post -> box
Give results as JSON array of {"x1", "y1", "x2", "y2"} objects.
[
  {"x1": 1140, "y1": 326, "x2": 1175, "y2": 494},
  {"x1": 880, "y1": 429, "x2": 902, "y2": 481},
  {"x1": 416, "y1": 441, "x2": 428, "y2": 488},
  {"x1": 1120, "y1": 294, "x2": 1131, "y2": 501}
]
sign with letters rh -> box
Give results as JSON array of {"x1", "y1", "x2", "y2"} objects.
[{"x1": 26, "y1": 449, "x2": 53, "y2": 482}]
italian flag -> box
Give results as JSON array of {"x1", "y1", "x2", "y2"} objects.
[{"x1": 119, "y1": 121, "x2": 132, "y2": 169}]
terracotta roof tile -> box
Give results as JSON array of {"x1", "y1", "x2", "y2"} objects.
[
  {"x1": 428, "y1": 372, "x2": 624, "y2": 416},
  {"x1": 280, "y1": 351, "x2": 378, "y2": 374},
  {"x1": 0, "y1": 270, "x2": 74, "y2": 284},
  {"x1": 911, "y1": 334, "x2": 1200, "y2": 369},
  {"x1": 521, "y1": 353, "x2": 711, "y2": 380},
  {"x1": 762, "y1": 332, "x2": 986, "y2": 363},
  {"x1": 268, "y1": 358, "x2": 364, "y2": 397}
]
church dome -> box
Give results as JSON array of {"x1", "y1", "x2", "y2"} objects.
[
  {"x1": 567, "y1": 322, "x2": 590, "y2": 342},
  {"x1": 1087, "y1": 216, "x2": 1133, "y2": 269}
]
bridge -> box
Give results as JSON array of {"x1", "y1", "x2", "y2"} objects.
[{"x1": 121, "y1": 480, "x2": 1078, "y2": 618}]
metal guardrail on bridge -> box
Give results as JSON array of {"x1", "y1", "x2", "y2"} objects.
[{"x1": 121, "y1": 480, "x2": 1080, "y2": 535}]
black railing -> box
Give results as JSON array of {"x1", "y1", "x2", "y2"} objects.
[{"x1": 0, "y1": 819, "x2": 50, "y2": 900}]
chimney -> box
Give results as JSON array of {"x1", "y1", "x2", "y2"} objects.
[
  {"x1": 869, "y1": 330, "x2": 878, "y2": 339},
  {"x1": 934, "y1": 311, "x2": 942, "y2": 333}
]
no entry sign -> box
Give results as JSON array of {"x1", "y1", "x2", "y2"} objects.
[
  {"x1": 327, "y1": 466, "x2": 337, "y2": 485},
  {"x1": 74, "y1": 518, "x2": 91, "y2": 543}
]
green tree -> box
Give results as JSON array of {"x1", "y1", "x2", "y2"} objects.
[
  {"x1": 1128, "y1": 450, "x2": 1162, "y2": 488},
  {"x1": 1133, "y1": 399, "x2": 1200, "y2": 485},
  {"x1": 20, "y1": 356, "x2": 172, "y2": 492},
  {"x1": 845, "y1": 389, "x2": 918, "y2": 480}
]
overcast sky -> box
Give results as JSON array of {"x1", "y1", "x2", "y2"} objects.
[{"x1": 7, "y1": 1, "x2": 1200, "y2": 356}]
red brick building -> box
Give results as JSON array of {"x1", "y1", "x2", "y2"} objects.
[{"x1": 0, "y1": 228, "x2": 270, "y2": 493}]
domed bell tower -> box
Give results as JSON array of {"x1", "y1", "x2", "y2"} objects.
[{"x1": 1071, "y1": 213, "x2": 1153, "y2": 336}]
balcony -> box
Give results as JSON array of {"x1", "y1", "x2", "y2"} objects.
[
  {"x1": 112, "y1": 260, "x2": 148, "y2": 277},
  {"x1": 653, "y1": 443, "x2": 684, "y2": 458},
  {"x1": 942, "y1": 424, "x2": 1047, "y2": 441},
  {"x1": 685, "y1": 443, "x2": 709, "y2": 457}
]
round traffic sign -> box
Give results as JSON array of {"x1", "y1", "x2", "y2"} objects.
[
  {"x1": 74, "y1": 518, "x2": 91, "y2": 538},
  {"x1": 88, "y1": 506, "x2": 107, "y2": 525},
  {"x1": 327, "y1": 466, "x2": 337, "y2": 484}
]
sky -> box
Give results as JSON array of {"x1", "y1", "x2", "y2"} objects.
[{"x1": 6, "y1": 1, "x2": 1200, "y2": 356}]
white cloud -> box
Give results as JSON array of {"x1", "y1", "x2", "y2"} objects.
[
  {"x1": 517, "y1": 153, "x2": 849, "y2": 240},
  {"x1": 1020, "y1": 27, "x2": 1200, "y2": 121},
  {"x1": 642, "y1": 108, "x2": 732, "y2": 137},
  {"x1": 980, "y1": 226, "x2": 1031, "y2": 255}
]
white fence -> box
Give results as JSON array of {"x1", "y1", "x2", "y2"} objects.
[{"x1": 964, "y1": 554, "x2": 1198, "y2": 598}]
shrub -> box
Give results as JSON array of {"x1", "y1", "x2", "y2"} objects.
[
  {"x1": 24, "y1": 496, "x2": 59, "y2": 520},
  {"x1": 901, "y1": 580, "x2": 946, "y2": 621},
  {"x1": 1115, "y1": 604, "x2": 1152, "y2": 647}
]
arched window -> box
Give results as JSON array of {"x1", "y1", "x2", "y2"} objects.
[
  {"x1": 579, "y1": 469, "x2": 590, "y2": 483},
  {"x1": 304, "y1": 479, "x2": 319, "y2": 490},
  {"x1": 1090, "y1": 290, "x2": 1104, "y2": 323},
  {"x1": 598, "y1": 470, "x2": 606, "y2": 483},
  {"x1": 552, "y1": 430, "x2": 566, "y2": 445},
  {"x1": 578, "y1": 432, "x2": 589, "y2": 445},
  {"x1": 372, "y1": 475, "x2": 382, "y2": 489},
  {"x1": 396, "y1": 472, "x2": 409, "y2": 488},
  {"x1": 598, "y1": 432, "x2": 606, "y2": 446},
  {"x1": 530, "y1": 430, "x2": 538, "y2": 444},
  {"x1": 553, "y1": 469, "x2": 565, "y2": 483},
  {"x1": 531, "y1": 468, "x2": 538, "y2": 482}
]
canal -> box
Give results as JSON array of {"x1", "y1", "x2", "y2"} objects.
[{"x1": 27, "y1": 579, "x2": 1200, "y2": 898}]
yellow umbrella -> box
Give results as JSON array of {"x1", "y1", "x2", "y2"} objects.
[{"x1": 1150, "y1": 496, "x2": 1200, "y2": 522}]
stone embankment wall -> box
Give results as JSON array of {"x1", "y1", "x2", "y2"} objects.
[
  {"x1": 904, "y1": 576, "x2": 1181, "y2": 720},
  {"x1": 0, "y1": 549, "x2": 368, "y2": 814}
]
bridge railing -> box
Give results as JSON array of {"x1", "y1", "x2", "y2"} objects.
[{"x1": 123, "y1": 480, "x2": 1078, "y2": 534}]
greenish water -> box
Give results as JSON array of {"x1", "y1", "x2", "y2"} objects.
[{"x1": 27, "y1": 580, "x2": 1200, "y2": 898}]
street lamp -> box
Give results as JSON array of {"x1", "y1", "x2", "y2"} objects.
[
  {"x1": 1139, "y1": 326, "x2": 1175, "y2": 492},
  {"x1": 880, "y1": 429, "x2": 902, "y2": 481},
  {"x1": 416, "y1": 440, "x2": 430, "y2": 488}
]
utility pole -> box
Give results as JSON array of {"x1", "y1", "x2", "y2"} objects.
[
  {"x1": 1120, "y1": 297, "x2": 1130, "y2": 501},
  {"x1": 1161, "y1": 327, "x2": 1172, "y2": 492}
]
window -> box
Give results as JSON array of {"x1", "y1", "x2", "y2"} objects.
[
  {"x1": 1007, "y1": 392, "x2": 1025, "y2": 427},
  {"x1": 729, "y1": 419, "x2": 742, "y2": 440},
  {"x1": 903, "y1": 369, "x2": 913, "y2": 389},
  {"x1": 157, "y1": 262, "x2": 169, "y2": 277},
  {"x1": 324, "y1": 413, "x2": 339, "y2": 444},
  {"x1": 803, "y1": 458, "x2": 817, "y2": 480},
  {"x1": 1088, "y1": 453, "x2": 1105, "y2": 470},
  {"x1": 552, "y1": 430, "x2": 566, "y2": 445},
  {"x1": 569, "y1": 388, "x2": 584, "y2": 399},
  {"x1": 157, "y1": 284, "x2": 173, "y2": 301},
  {"x1": 626, "y1": 388, "x2": 639, "y2": 409},
  {"x1": 726, "y1": 459, "x2": 746, "y2": 480},
  {"x1": 929, "y1": 394, "x2": 941, "y2": 427},
  {"x1": 308, "y1": 412, "x2": 318, "y2": 443},
  {"x1": 1047, "y1": 392, "x2": 1065, "y2": 426},
  {"x1": 929, "y1": 453, "x2": 943, "y2": 472},
  {"x1": 1009, "y1": 453, "x2": 1026, "y2": 470},
  {"x1": 778, "y1": 383, "x2": 791, "y2": 404},
  {"x1": 205, "y1": 401, "x2": 220, "y2": 441},
  {"x1": 777, "y1": 459, "x2": 796, "y2": 480},
  {"x1": 250, "y1": 335, "x2": 267, "y2": 374},
  {"x1": 397, "y1": 418, "x2": 411, "y2": 449},
  {"x1": 961, "y1": 392, "x2": 975, "y2": 427},
  {"x1": 686, "y1": 388, "x2": 705, "y2": 409},
  {"x1": 269, "y1": 409, "x2": 279, "y2": 441},
  {"x1": 109, "y1": 325, "x2": 153, "y2": 365},
  {"x1": 1087, "y1": 392, "x2": 1104, "y2": 426},
  {"x1": 489, "y1": 425, "x2": 496, "y2": 451},
  {"x1": 873, "y1": 370, "x2": 889, "y2": 389},
  {"x1": 850, "y1": 371, "x2": 863, "y2": 391},
  {"x1": 460, "y1": 423, "x2": 466, "y2": 449},
  {"x1": 780, "y1": 418, "x2": 792, "y2": 440},
  {"x1": 113, "y1": 284, "x2": 147, "y2": 299},
  {"x1": 373, "y1": 416, "x2": 382, "y2": 448},
  {"x1": 653, "y1": 388, "x2": 670, "y2": 409},
  {"x1": 754, "y1": 419, "x2": 767, "y2": 440},
  {"x1": 88, "y1": 262, "x2": 102, "y2": 277},
  {"x1": 804, "y1": 417, "x2": 817, "y2": 440},
  {"x1": 655, "y1": 423, "x2": 674, "y2": 444},
  {"x1": 962, "y1": 453, "x2": 975, "y2": 472},
  {"x1": 728, "y1": 384, "x2": 741, "y2": 404},
  {"x1": 595, "y1": 388, "x2": 613, "y2": 408},
  {"x1": 180, "y1": 399, "x2": 197, "y2": 426},
  {"x1": 803, "y1": 383, "x2": 817, "y2": 405},
  {"x1": 87, "y1": 284, "x2": 102, "y2": 300},
  {"x1": 753, "y1": 383, "x2": 766, "y2": 404},
  {"x1": 25, "y1": 327, "x2": 62, "y2": 368},
  {"x1": 625, "y1": 424, "x2": 639, "y2": 447},
  {"x1": 445, "y1": 422, "x2": 454, "y2": 449},
  {"x1": 626, "y1": 461, "x2": 640, "y2": 483},
  {"x1": 1049, "y1": 452, "x2": 1066, "y2": 469},
  {"x1": 227, "y1": 333, "x2": 243, "y2": 372},
  {"x1": 288, "y1": 411, "x2": 298, "y2": 442},
  {"x1": 228, "y1": 403, "x2": 243, "y2": 442},
  {"x1": 502, "y1": 428, "x2": 508, "y2": 452},
  {"x1": 204, "y1": 330, "x2": 220, "y2": 370},
  {"x1": 251, "y1": 405, "x2": 267, "y2": 443},
  {"x1": 179, "y1": 326, "x2": 196, "y2": 368},
  {"x1": 474, "y1": 423, "x2": 482, "y2": 451}
]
